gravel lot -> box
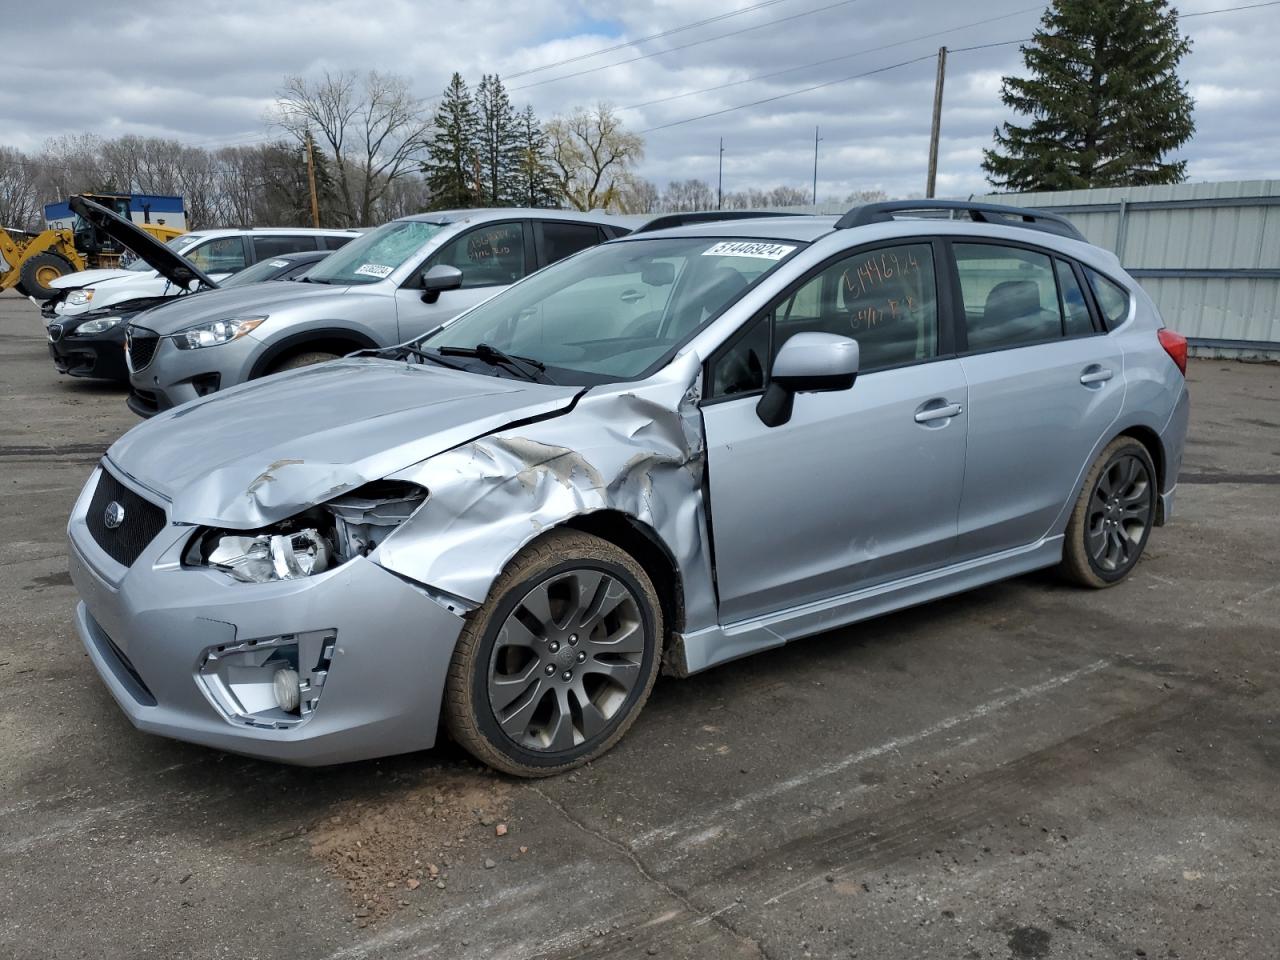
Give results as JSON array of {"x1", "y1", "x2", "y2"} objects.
[{"x1": 1, "y1": 287, "x2": 1278, "y2": 960}]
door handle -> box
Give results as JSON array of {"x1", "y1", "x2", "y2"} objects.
[
  {"x1": 914, "y1": 402, "x2": 964, "y2": 423},
  {"x1": 620, "y1": 289, "x2": 644, "y2": 304},
  {"x1": 1079, "y1": 367, "x2": 1114, "y2": 385}
]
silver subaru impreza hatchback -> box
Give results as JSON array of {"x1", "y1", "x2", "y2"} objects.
[{"x1": 68, "y1": 201, "x2": 1190, "y2": 776}]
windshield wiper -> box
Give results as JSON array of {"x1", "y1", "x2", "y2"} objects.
[
  {"x1": 437, "y1": 343, "x2": 556, "y2": 384},
  {"x1": 378, "y1": 344, "x2": 469, "y2": 370}
]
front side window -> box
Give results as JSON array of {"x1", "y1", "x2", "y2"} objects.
[
  {"x1": 954, "y1": 244, "x2": 1064, "y2": 350},
  {"x1": 430, "y1": 222, "x2": 527, "y2": 288},
  {"x1": 421, "y1": 236, "x2": 801, "y2": 384},
  {"x1": 1086, "y1": 268, "x2": 1132, "y2": 329},
  {"x1": 709, "y1": 242, "x2": 938, "y2": 398},
  {"x1": 304, "y1": 220, "x2": 447, "y2": 285},
  {"x1": 185, "y1": 236, "x2": 247, "y2": 274}
]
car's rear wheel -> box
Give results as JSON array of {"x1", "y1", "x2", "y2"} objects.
[
  {"x1": 1060, "y1": 436, "x2": 1157, "y2": 588},
  {"x1": 268, "y1": 350, "x2": 340, "y2": 374},
  {"x1": 444, "y1": 529, "x2": 663, "y2": 777}
]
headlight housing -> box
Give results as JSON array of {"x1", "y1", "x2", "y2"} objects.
[
  {"x1": 70, "y1": 315, "x2": 121, "y2": 336},
  {"x1": 186, "y1": 480, "x2": 427, "y2": 584},
  {"x1": 67, "y1": 289, "x2": 94, "y2": 305},
  {"x1": 174, "y1": 315, "x2": 267, "y2": 349}
]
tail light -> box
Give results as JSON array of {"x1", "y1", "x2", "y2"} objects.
[{"x1": 1157, "y1": 328, "x2": 1187, "y2": 376}]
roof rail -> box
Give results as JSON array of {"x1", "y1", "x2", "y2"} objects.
[
  {"x1": 834, "y1": 200, "x2": 1085, "y2": 241},
  {"x1": 631, "y1": 210, "x2": 804, "y2": 235}
]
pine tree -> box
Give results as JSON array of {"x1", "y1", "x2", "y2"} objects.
[
  {"x1": 422, "y1": 73, "x2": 481, "y2": 209},
  {"x1": 474, "y1": 75, "x2": 522, "y2": 206},
  {"x1": 982, "y1": 0, "x2": 1195, "y2": 192},
  {"x1": 514, "y1": 105, "x2": 559, "y2": 208}
]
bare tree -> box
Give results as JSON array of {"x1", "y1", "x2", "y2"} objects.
[
  {"x1": 0, "y1": 146, "x2": 41, "y2": 230},
  {"x1": 661, "y1": 178, "x2": 715, "y2": 212},
  {"x1": 546, "y1": 103, "x2": 643, "y2": 211},
  {"x1": 614, "y1": 176, "x2": 660, "y2": 214},
  {"x1": 272, "y1": 70, "x2": 431, "y2": 226}
]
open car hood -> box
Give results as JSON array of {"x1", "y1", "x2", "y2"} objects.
[{"x1": 69, "y1": 196, "x2": 217, "y2": 292}]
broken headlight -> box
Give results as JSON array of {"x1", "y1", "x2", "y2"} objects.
[{"x1": 187, "y1": 481, "x2": 427, "y2": 584}]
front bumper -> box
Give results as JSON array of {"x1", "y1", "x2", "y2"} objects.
[
  {"x1": 47, "y1": 323, "x2": 129, "y2": 381},
  {"x1": 68, "y1": 464, "x2": 466, "y2": 765},
  {"x1": 127, "y1": 332, "x2": 258, "y2": 416}
]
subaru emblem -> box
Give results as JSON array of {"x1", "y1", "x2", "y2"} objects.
[{"x1": 103, "y1": 501, "x2": 126, "y2": 530}]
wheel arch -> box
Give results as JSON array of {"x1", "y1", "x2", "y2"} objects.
[{"x1": 249, "y1": 325, "x2": 379, "y2": 379}]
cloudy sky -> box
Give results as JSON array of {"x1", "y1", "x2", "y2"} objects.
[{"x1": 2, "y1": 0, "x2": 1277, "y2": 200}]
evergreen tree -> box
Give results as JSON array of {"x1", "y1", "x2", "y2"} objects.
[
  {"x1": 422, "y1": 73, "x2": 481, "y2": 209},
  {"x1": 982, "y1": 0, "x2": 1195, "y2": 191},
  {"x1": 514, "y1": 105, "x2": 559, "y2": 208},
  {"x1": 475, "y1": 74, "x2": 522, "y2": 206}
]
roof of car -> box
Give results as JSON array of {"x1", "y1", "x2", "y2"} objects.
[
  {"x1": 619, "y1": 215, "x2": 839, "y2": 243},
  {"x1": 396, "y1": 208, "x2": 627, "y2": 227},
  {"x1": 182, "y1": 227, "x2": 362, "y2": 238}
]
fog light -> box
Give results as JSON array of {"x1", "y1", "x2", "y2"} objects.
[
  {"x1": 273, "y1": 667, "x2": 301, "y2": 711},
  {"x1": 197, "y1": 630, "x2": 336, "y2": 728}
]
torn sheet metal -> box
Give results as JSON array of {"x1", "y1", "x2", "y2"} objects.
[{"x1": 375, "y1": 350, "x2": 719, "y2": 636}]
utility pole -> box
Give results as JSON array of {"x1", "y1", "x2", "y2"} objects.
[
  {"x1": 717, "y1": 138, "x2": 725, "y2": 210},
  {"x1": 812, "y1": 126, "x2": 821, "y2": 205},
  {"x1": 925, "y1": 46, "x2": 948, "y2": 199},
  {"x1": 304, "y1": 129, "x2": 321, "y2": 228}
]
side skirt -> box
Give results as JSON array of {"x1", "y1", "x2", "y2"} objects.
[{"x1": 678, "y1": 535, "x2": 1065, "y2": 675}]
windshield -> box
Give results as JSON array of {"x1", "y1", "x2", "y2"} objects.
[
  {"x1": 124, "y1": 234, "x2": 202, "y2": 271},
  {"x1": 421, "y1": 236, "x2": 802, "y2": 384},
  {"x1": 220, "y1": 256, "x2": 299, "y2": 288},
  {"x1": 303, "y1": 220, "x2": 446, "y2": 285}
]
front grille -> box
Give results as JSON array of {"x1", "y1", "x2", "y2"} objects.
[
  {"x1": 86, "y1": 468, "x2": 167, "y2": 567},
  {"x1": 126, "y1": 326, "x2": 159, "y2": 371},
  {"x1": 47, "y1": 323, "x2": 64, "y2": 342}
]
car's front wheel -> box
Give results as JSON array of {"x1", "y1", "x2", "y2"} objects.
[
  {"x1": 1060, "y1": 436, "x2": 1158, "y2": 588},
  {"x1": 444, "y1": 529, "x2": 663, "y2": 777}
]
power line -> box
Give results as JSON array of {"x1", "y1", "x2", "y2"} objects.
[
  {"x1": 620, "y1": 5, "x2": 1044, "y2": 111},
  {"x1": 504, "y1": 0, "x2": 796, "y2": 79},
  {"x1": 510, "y1": 0, "x2": 866, "y2": 92},
  {"x1": 1182, "y1": 0, "x2": 1280, "y2": 16}
]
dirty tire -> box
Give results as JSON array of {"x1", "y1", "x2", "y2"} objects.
[
  {"x1": 19, "y1": 253, "x2": 75, "y2": 301},
  {"x1": 445, "y1": 529, "x2": 663, "y2": 777},
  {"x1": 1060, "y1": 436, "x2": 1157, "y2": 588},
  {"x1": 268, "y1": 350, "x2": 340, "y2": 374}
]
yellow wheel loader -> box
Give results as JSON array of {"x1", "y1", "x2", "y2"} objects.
[{"x1": 1, "y1": 193, "x2": 185, "y2": 300}]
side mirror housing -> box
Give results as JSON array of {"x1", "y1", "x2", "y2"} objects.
[
  {"x1": 420, "y1": 264, "x2": 463, "y2": 303},
  {"x1": 756, "y1": 332, "x2": 859, "y2": 427}
]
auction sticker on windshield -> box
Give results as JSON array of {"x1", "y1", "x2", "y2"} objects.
[
  {"x1": 354, "y1": 263, "x2": 394, "y2": 278},
  {"x1": 702, "y1": 241, "x2": 796, "y2": 260}
]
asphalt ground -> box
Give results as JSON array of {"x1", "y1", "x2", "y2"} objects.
[{"x1": 1, "y1": 287, "x2": 1278, "y2": 960}]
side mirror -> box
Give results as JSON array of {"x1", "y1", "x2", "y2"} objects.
[
  {"x1": 420, "y1": 264, "x2": 463, "y2": 303},
  {"x1": 756, "y1": 332, "x2": 859, "y2": 427}
]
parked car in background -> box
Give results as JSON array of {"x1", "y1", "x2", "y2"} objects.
[
  {"x1": 45, "y1": 212, "x2": 360, "y2": 318},
  {"x1": 123, "y1": 207, "x2": 629, "y2": 416},
  {"x1": 47, "y1": 248, "x2": 334, "y2": 382},
  {"x1": 67, "y1": 200, "x2": 1188, "y2": 774}
]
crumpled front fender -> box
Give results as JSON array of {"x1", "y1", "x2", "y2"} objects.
[{"x1": 373, "y1": 352, "x2": 718, "y2": 640}]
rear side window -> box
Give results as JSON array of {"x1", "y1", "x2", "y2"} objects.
[
  {"x1": 432, "y1": 222, "x2": 526, "y2": 288},
  {"x1": 954, "y1": 244, "x2": 1062, "y2": 349},
  {"x1": 1086, "y1": 269, "x2": 1131, "y2": 329},
  {"x1": 253, "y1": 235, "x2": 319, "y2": 260},
  {"x1": 541, "y1": 222, "x2": 604, "y2": 265},
  {"x1": 323, "y1": 235, "x2": 356, "y2": 250},
  {"x1": 1055, "y1": 260, "x2": 1095, "y2": 337}
]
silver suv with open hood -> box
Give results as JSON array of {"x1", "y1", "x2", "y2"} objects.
[{"x1": 67, "y1": 201, "x2": 1189, "y2": 774}]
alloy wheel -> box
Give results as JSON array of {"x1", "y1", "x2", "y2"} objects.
[
  {"x1": 487, "y1": 568, "x2": 645, "y2": 752},
  {"x1": 1085, "y1": 453, "x2": 1153, "y2": 573}
]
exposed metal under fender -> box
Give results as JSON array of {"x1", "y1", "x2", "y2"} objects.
[{"x1": 375, "y1": 352, "x2": 719, "y2": 660}]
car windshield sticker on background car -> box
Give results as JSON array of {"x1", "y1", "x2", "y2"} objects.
[{"x1": 65, "y1": 200, "x2": 1189, "y2": 776}]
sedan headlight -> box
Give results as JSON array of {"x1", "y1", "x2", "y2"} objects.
[
  {"x1": 70, "y1": 315, "x2": 121, "y2": 336},
  {"x1": 187, "y1": 481, "x2": 427, "y2": 584},
  {"x1": 174, "y1": 315, "x2": 267, "y2": 350},
  {"x1": 67, "y1": 289, "x2": 94, "y2": 305}
]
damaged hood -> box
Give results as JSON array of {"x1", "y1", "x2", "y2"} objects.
[
  {"x1": 106, "y1": 358, "x2": 581, "y2": 527},
  {"x1": 132, "y1": 280, "x2": 356, "y2": 334}
]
